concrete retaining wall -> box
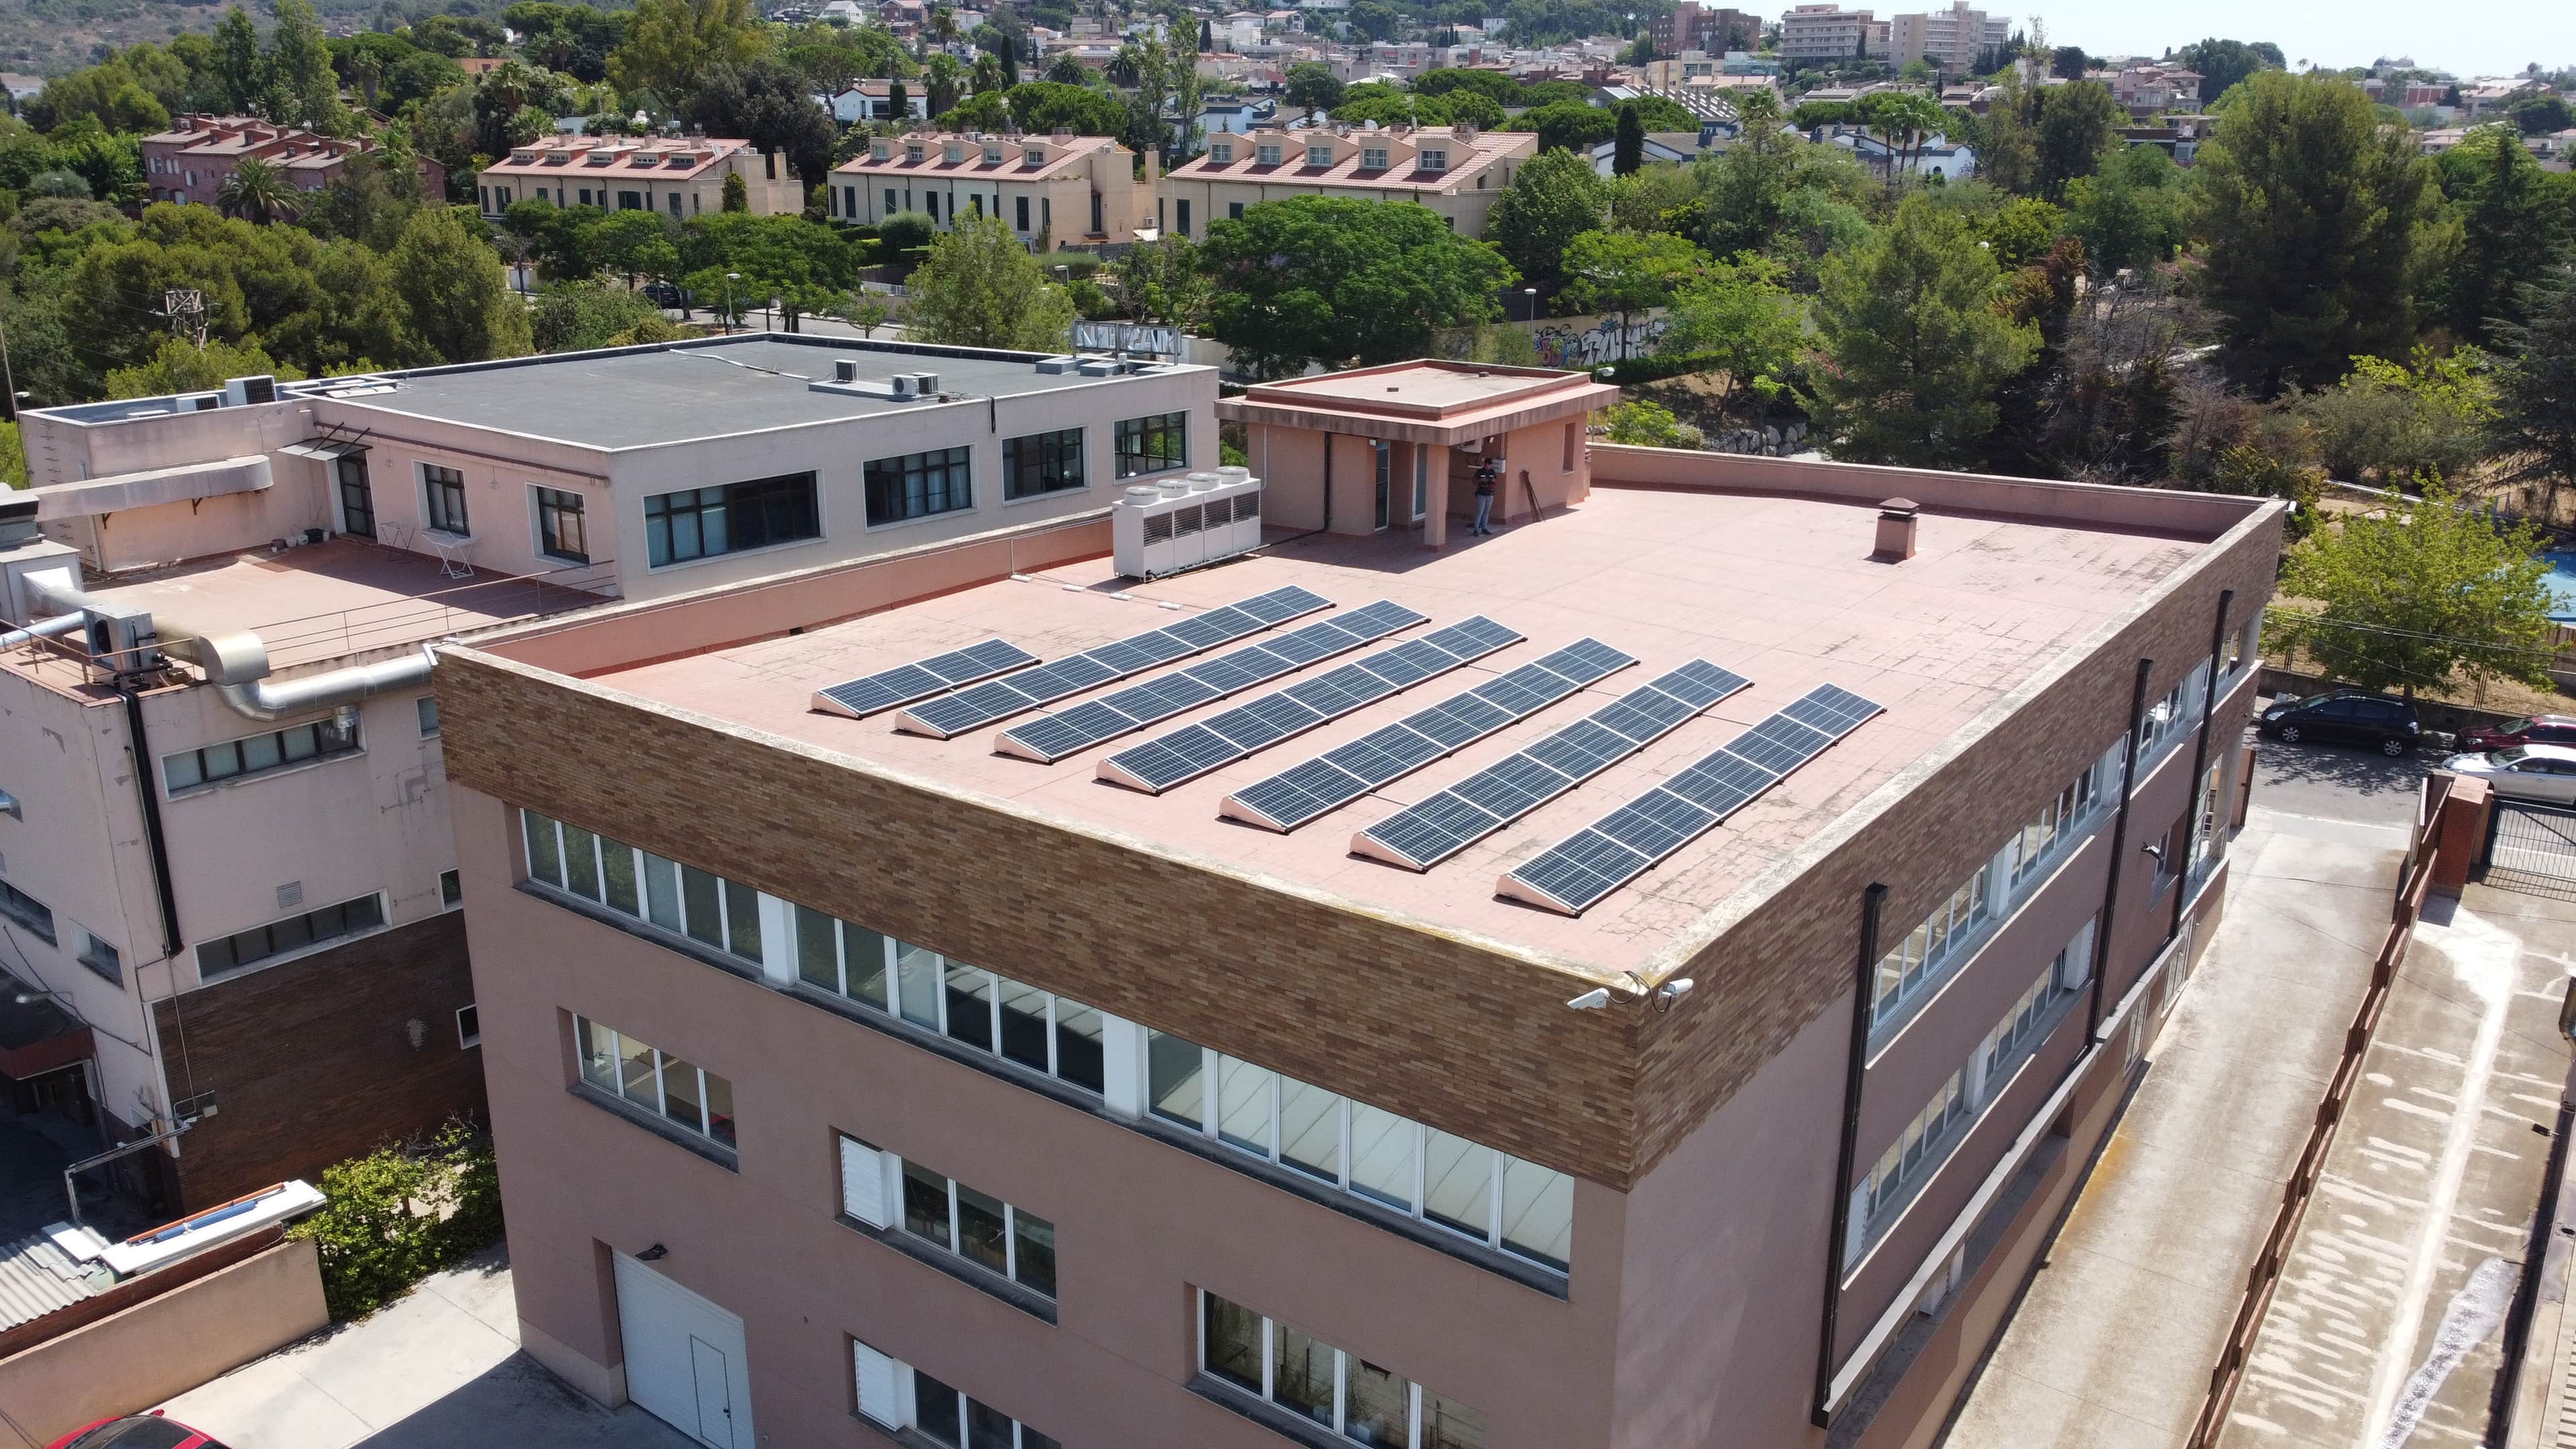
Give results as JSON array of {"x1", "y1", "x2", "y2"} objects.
[{"x1": 0, "y1": 1238, "x2": 327, "y2": 1446}]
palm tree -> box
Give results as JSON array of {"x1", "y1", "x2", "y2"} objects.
[
  {"x1": 217, "y1": 157, "x2": 301, "y2": 224},
  {"x1": 1106, "y1": 44, "x2": 1144, "y2": 87}
]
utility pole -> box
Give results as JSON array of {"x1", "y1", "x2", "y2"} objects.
[
  {"x1": 158, "y1": 288, "x2": 207, "y2": 349},
  {"x1": 0, "y1": 307, "x2": 18, "y2": 424}
]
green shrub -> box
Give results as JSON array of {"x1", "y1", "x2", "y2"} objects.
[
  {"x1": 1593, "y1": 352, "x2": 1726, "y2": 385},
  {"x1": 290, "y1": 1117, "x2": 504, "y2": 1321}
]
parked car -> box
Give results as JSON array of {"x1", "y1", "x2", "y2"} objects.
[
  {"x1": 2440, "y1": 744, "x2": 2576, "y2": 804},
  {"x1": 641, "y1": 280, "x2": 688, "y2": 309},
  {"x1": 46, "y1": 1414, "x2": 229, "y2": 1449},
  {"x1": 2457, "y1": 714, "x2": 2576, "y2": 751},
  {"x1": 2256, "y1": 691, "x2": 2423, "y2": 756}
]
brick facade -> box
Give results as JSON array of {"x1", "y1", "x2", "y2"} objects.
[{"x1": 151, "y1": 912, "x2": 486, "y2": 1208}]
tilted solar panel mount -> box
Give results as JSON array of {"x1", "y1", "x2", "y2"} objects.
[
  {"x1": 1350, "y1": 659, "x2": 1752, "y2": 871},
  {"x1": 993, "y1": 600, "x2": 1431, "y2": 763},
  {"x1": 809, "y1": 638, "x2": 1041, "y2": 718},
  {"x1": 1496, "y1": 682, "x2": 1884, "y2": 916},
  {"x1": 1097, "y1": 616, "x2": 1525, "y2": 794},
  {"x1": 1220, "y1": 639, "x2": 1638, "y2": 833},
  {"x1": 890, "y1": 586, "x2": 1332, "y2": 739}
]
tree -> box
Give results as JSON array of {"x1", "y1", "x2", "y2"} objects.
[
  {"x1": 2509, "y1": 93, "x2": 2575, "y2": 136},
  {"x1": 1199, "y1": 17, "x2": 1213, "y2": 52},
  {"x1": 1110, "y1": 235, "x2": 1212, "y2": 329},
  {"x1": 2431, "y1": 125, "x2": 2573, "y2": 342},
  {"x1": 2028, "y1": 80, "x2": 2123, "y2": 203},
  {"x1": 1008, "y1": 81, "x2": 1126, "y2": 136},
  {"x1": 2170, "y1": 38, "x2": 2279, "y2": 105},
  {"x1": 683, "y1": 58, "x2": 840, "y2": 187},
  {"x1": 2050, "y1": 46, "x2": 2088, "y2": 80},
  {"x1": 217, "y1": 156, "x2": 302, "y2": 225},
  {"x1": 530, "y1": 280, "x2": 682, "y2": 351},
  {"x1": 1483, "y1": 147, "x2": 1607, "y2": 294},
  {"x1": 608, "y1": 0, "x2": 768, "y2": 104},
  {"x1": 1507, "y1": 101, "x2": 1619, "y2": 154},
  {"x1": 212, "y1": 6, "x2": 264, "y2": 115},
  {"x1": 1598, "y1": 399, "x2": 1701, "y2": 447},
  {"x1": 1044, "y1": 54, "x2": 1086, "y2": 86},
  {"x1": 887, "y1": 79, "x2": 910, "y2": 119},
  {"x1": 1856, "y1": 89, "x2": 1947, "y2": 189},
  {"x1": 1558, "y1": 229, "x2": 1705, "y2": 347},
  {"x1": 2276, "y1": 483, "x2": 2555, "y2": 698},
  {"x1": 722, "y1": 172, "x2": 749, "y2": 212},
  {"x1": 1199, "y1": 195, "x2": 1514, "y2": 377},
  {"x1": 2493, "y1": 268, "x2": 2576, "y2": 499},
  {"x1": 2063, "y1": 142, "x2": 2186, "y2": 274},
  {"x1": 2291, "y1": 345, "x2": 2498, "y2": 486},
  {"x1": 107, "y1": 337, "x2": 306, "y2": 399},
  {"x1": 1613, "y1": 102, "x2": 1646, "y2": 176},
  {"x1": 267, "y1": 0, "x2": 343, "y2": 131},
  {"x1": 1807, "y1": 194, "x2": 2042, "y2": 467},
  {"x1": 2189, "y1": 71, "x2": 2440, "y2": 393},
  {"x1": 924, "y1": 53, "x2": 965, "y2": 119},
  {"x1": 1283, "y1": 61, "x2": 1342, "y2": 121},
  {"x1": 903, "y1": 213, "x2": 1076, "y2": 350},
  {"x1": 1347, "y1": 1, "x2": 1400, "y2": 42},
  {"x1": 1658, "y1": 252, "x2": 1803, "y2": 414},
  {"x1": 389, "y1": 205, "x2": 533, "y2": 363},
  {"x1": 835, "y1": 292, "x2": 897, "y2": 337}
]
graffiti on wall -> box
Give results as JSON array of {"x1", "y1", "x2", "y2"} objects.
[{"x1": 1531, "y1": 315, "x2": 1669, "y2": 368}]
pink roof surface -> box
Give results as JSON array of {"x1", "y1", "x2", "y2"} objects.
[{"x1": 588, "y1": 488, "x2": 2202, "y2": 971}]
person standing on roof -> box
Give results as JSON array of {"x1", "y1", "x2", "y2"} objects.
[{"x1": 1472, "y1": 457, "x2": 1499, "y2": 536}]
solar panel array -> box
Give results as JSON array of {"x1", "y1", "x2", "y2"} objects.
[
  {"x1": 1498, "y1": 684, "x2": 1882, "y2": 916},
  {"x1": 1350, "y1": 660, "x2": 1752, "y2": 871},
  {"x1": 892, "y1": 586, "x2": 1331, "y2": 739},
  {"x1": 994, "y1": 600, "x2": 1429, "y2": 763},
  {"x1": 1097, "y1": 616, "x2": 1524, "y2": 794},
  {"x1": 809, "y1": 639, "x2": 1040, "y2": 718},
  {"x1": 1220, "y1": 640, "x2": 1638, "y2": 832}
]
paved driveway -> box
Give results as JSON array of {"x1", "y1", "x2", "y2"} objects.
[{"x1": 156, "y1": 1246, "x2": 694, "y2": 1449}]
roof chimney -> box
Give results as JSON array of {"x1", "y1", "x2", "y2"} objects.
[{"x1": 1872, "y1": 498, "x2": 1917, "y2": 561}]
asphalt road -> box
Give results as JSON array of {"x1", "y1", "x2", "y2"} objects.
[{"x1": 2244, "y1": 722, "x2": 2434, "y2": 829}]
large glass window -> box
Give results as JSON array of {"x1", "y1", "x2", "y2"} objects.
[
  {"x1": 574, "y1": 1016, "x2": 736, "y2": 1146},
  {"x1": 519, "y1": 810, "x2": 759, "y2": 966},
  {"x1": 535, "y1": 486, "x2": 589, "y2": 564},
  {"x1": 870, "y1": 1144, "x2": 1057, "y2": 1299},
  {"x1": 1873, "y1": 868, "x2": 1990, "y2": 1025},
  {"x1": 1197, "y1": 1290, "x2": 1485, "y2": 1448},
  {"x1": 196, "y1": 892, "x2": 383, "y2": 979},
  {"x1": 1149, "y1": 1028, "x2": 1570, "y2": 1274},
  {"x1": 1002, "y1": 428, "x2": 1085, "y2": 500},
  {"x1": 164, "y1": 716, "x2": 359, "y2": 792},
  {"x1": 1114, "y1": 413, "x2": 1187, "y2": 478},
  {"x1": 645, "y1": 473, "x2": 820, "y2": 566},
  {"x1": 423, "y1": 464, "x2": 470, "y2": 535},
  {"x1": 863, "y1": 447, "x2": 973, "y2": 526},
  {"x1": 0, "y1": 877, "x2": 56, "y2": 945},
  {"x1": 851, "y1": 1339, "x2": 1061, "y2": 1449}
]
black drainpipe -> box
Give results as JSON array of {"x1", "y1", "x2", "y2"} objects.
[
  {"x1": 1320, "y1": 431, "x2": 1334, "y2": 534},
  {"x1": 2171, "y1": 590, "x2": 2235, "y2": 943},
  {"x1": 2089, "y1": 659, "x2": 2157, "y2": 1039},
  {"x1": 1813, "y1": 881, "x2": 1887, "y2": 1428},
  {"x1": 119, "y1": 686, "x2": 183, "y2": 959}
]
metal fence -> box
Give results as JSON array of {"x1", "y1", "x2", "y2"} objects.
[{"x1": 2481, "y1": 800, "x2": 2576, "y2": 902}]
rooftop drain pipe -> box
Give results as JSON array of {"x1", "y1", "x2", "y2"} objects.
[{"x1": 0, "y1": 612, "x2": 87, "y2": 650}]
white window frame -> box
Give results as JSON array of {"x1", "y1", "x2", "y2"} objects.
[
  {"x1": 843, "y1": 1136, "x2": 1057, "y2": 1299},
  {"x1": 522, "y1": 809, "x2": 762, "y2": 965},
  {"x1": 419, "y1": 461, "x2": 472, "y2": 539},
  {"x1": 573, "y1": 1014, "x2": 733, "y2": 1146},
  {"x1": 456, "y1": 1002, "x2": 480, "y2": 1048},
  {"x1": 1193, "y1": 1288, "x2": 1482, "y2": 1446},
  {"x1": 853, "y1": 1337, "x2": 1059, "y2": 1448}
]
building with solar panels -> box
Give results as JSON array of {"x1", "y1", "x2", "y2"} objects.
[{"x1": 428, "y1": 382, "x2": 2284, "y2": 1449}]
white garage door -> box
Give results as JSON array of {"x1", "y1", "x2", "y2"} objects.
[{"x1": 614, "y1": 1252, "x2": 755, "y2": 1448}]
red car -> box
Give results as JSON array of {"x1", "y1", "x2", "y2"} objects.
[
  {"x1": 2459, "y1": 714, "x2": 2576, "y2": 751},
  {"x1": 46, "y1": 1414, "x2": 227, "y2": 1449}
]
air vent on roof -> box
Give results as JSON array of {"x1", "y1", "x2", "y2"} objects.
[
  {"x1": 1114, "y1": 468, "x2": 1262, "y2": 580},
  {"x1": 834, "y1": 358, "x2": 860, "y2": 383},
  {"x1": 223, "y1": 374, "x2": 277, "y2": 407}
]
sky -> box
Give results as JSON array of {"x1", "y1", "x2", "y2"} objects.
[{"x1": 2006, "y1": 0, "x2": 2573, "y2": 81}]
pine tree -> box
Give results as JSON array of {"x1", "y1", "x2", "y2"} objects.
[{"x1": 1612, "y1": 102, "x2": 1645, "y2": 176}]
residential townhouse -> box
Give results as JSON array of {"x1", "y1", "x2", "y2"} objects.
[
  {"x1": 1161, "y1": 123, "x2": 1538, "y2": 239},
  {"x1": 474, "y1": 135, "x2": 802, "y2": 220},
  {"x1": 142, "y1": 114, "x2": 447, "y2": 208},
  {"x1": 827, "y1": 130, "x2": 1161, "y2": 244}
]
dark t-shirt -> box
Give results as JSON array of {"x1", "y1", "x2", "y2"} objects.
[{"x1": 1474, "y1": 467, "x2": 1497, "y2": 496}]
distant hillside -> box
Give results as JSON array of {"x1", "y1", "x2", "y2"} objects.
[{"x1": 0, "y1": 0, "x2": 518, "y2": 78}]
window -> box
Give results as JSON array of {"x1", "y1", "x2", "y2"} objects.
[
  {"x1": 197, "y1": 892, "x2": 383, "y2": 979},
  {"x1": 1016, "y1": 195, "x2": 1030, "y2": 230},
  {"x1": 1150, "y1": 1028, "x2": 1570, "y2": 1273},
  {"x1": 1229, "y1": 201, "x2": 1244, "y2": 220},
  {"x1": 885, "y1": 186, "x2": 898, "y2": 214},
  {"x1": 1256, "y1": 143, "x2": 1282, "y2": 165},
  {"x1": 164, "y1": 716, "x2": 360, "y2": 792},
  {"x1": 839, "y1": 1134, "x2": 1057, "y2": 1298},
  {"x1": 1002, "y1": 428, "x2": 1085, "y2": 501},
  {"x1": 1861, "y1": 1066, "x2": 1967, "y2": 1222},
  {"x1": 440, "y1": 869, "x2": 462, "y2": 909},
  {"x1": 796, "y1": 904, "x2": 1107, "y2": 1093},
  {"x1": 1305, "y1": 144, "x2": 1334, "y2": 167},
  {"x1": 0, "y1": 876, "x2": 54, "y2": 945},
  {"x1": 417, "y1": 696, "x2": 440, "y2": 737},
  {"x1": 906, "y1": 145, "x2": 925, "y2": 162},
  {"x1": 1873, "y1": 867, "x2": 1989, "y2": 1026},
  {"x1": 456, "y1": 1003, "x2": 480, "y2": 1048},
  {"x1": 1197, "y1": 1290, "x2": 1486, "y2": 1448},
  {"x1": 2005, "y1": 759, "x2": 2101, "y2": 885},
  {"x1": 1362, "y1": 146, "x2": 1389, "y2": 169},
  {"x1": 863, "y1": 447, "x2": 973, "y2": 526},
  {"x1": 1418, "y1": 148, "x2": 1447, "y2": 170},
  {"x1": 852, "y1": 1340, "x2": 1061, "y2": 1449},
  {"x1": 644, "y1": 472, "x2": 820, "y2": 566},
  {"x1": 2135, "y1": 659, "x2": 2209, "y2": 758},
  {"x1": 1982, "y1": 952, "x2": 2076, "y2": 1084},
  {"x1": 423, "y1": 464, "x2": 470, "y2": 535},
  {"x1": 1025, "y1": 148, "x2": 1044, "y2": 166},
  {"x1": 1114, "y1": 413, "x2": 1188, "y2": 479},
  {"x1": 575, "y1": 1016, "x2": 736, "y2": 1148},
  {"x1": 535, "y1": 487, "x2": 589, "y2": 564},
  {"x1": 1176, "y1": 198, "x2": 1191, "y2": 236},
  {"x1": 1562, "y1": 421, "x2": 1577, "y2": 470},
  {"x1": 78, "y1": 929, "x2": 121, "y2": 985},
  {"x1": 617, "y1": 189, "x2": 641, "y2": 210},
  {"x1": 1211, "y1": 142, "x2": 1234, "y2": 162},
  {"x1": 521, "y1": 810, "x2": 763, "y2": 965}
]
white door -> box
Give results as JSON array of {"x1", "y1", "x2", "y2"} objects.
[{"x1": 614, "y1": 1252, "x2": 753, "y2": 1448}]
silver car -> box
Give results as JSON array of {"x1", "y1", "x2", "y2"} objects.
[{"x1": 2443, "y1": 743, "x2": 2576, "y2": 804}]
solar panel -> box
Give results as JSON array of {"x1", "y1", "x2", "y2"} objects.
[
  {"x1": 1228, "y1": 759, "x2": 1371, "y2": 831},
  {"x1": 1099, "y1": 615, "x2": 1523, "y2": 794},
  {"x1": 1351, "y1": 659, "x2": 1751, "y2": 871},
  {"x1": 810, "y1": 638, "x2": 1042, "y2": 718},
  {"x1": 1224, "y1": 637, "x2": 1634, "y2": 833},
  {"x1": 994, "y1": 598, "x2": 1426, "y2": 762},
  {"x1": 1497, "y1": 683, "x2": 1882, "y2": 914},
  {"x1": 895, "y1": 588, "x2": 1332, "y2": 739}
]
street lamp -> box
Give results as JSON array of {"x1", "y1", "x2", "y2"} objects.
[
  {"x1": 723, "y1": 272, "x2": 743, "y2": 334},
  {"x1": 1521, "y1": 287, "x2": 1538, "y2": 323}
]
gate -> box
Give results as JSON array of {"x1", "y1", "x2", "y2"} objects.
[{"x1": 2481, "y1": 800, "x2": 2576, "y2": 900}]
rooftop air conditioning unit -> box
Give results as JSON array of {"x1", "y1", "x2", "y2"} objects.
[
  {"x1": 223, "y1": 374, "x2": 277, "y2": 407},
  {"x1": 83, "y1": 604, "x2": 163, "y2": 681},
  {"x1": 1113, "y1": 467, "x2": 1263, "y2": 580},
  {"x1": 910, "y1": 371, "x2": 940, "y2": 396},
  {"x1": 888, "y1": 374, "x2": 917, "y2": 398}
]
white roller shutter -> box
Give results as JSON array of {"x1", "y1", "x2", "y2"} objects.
[
  {"x1": 853, "y1": 1339, "x2": 902, "y2": 1428},
  {"x1": 840, "y1": 1134, "x2": 893, "y2": 1228}
]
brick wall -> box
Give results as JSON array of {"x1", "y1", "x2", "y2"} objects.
[{"x1": 151, "y1": 912, "x2": 486, "y2": 1208}]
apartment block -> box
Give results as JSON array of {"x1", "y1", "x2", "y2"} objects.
[
  {"x1": 474, "y1": 135, "x2": 802, "y2": 221},
  {"x1": 0, "y1": 336, "x2": 1216, "y2": 1214},
  {"x1": 435, "y1": 371, "x2": 2282, "y2": 1449},
  {"x1": 1779, "y1": 4, "x2": 1889, "y2": 63},
  {"x1": 1161, "y1": 123, "x2": 1537, "y2": 239},
  {"x1": 828, "y1": 129, "x2": 1159, "y2": 244},
  {"x1": 1649, "y1": 3, "x2": 1760, "y2": 56},
  {"x1": 1886, "y1": 1, "x2": 2010, "y2": 70},
  {"x1": 142, "y1": 114, "x2": 446, "y2": 207}
]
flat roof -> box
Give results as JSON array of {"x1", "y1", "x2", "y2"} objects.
[
  {"x1": 585, "y1": 486, "x2": 2206, "y2": 971},
  {"x1": 330, "y1": 338, "x2": 1192, "y2": 451}
]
